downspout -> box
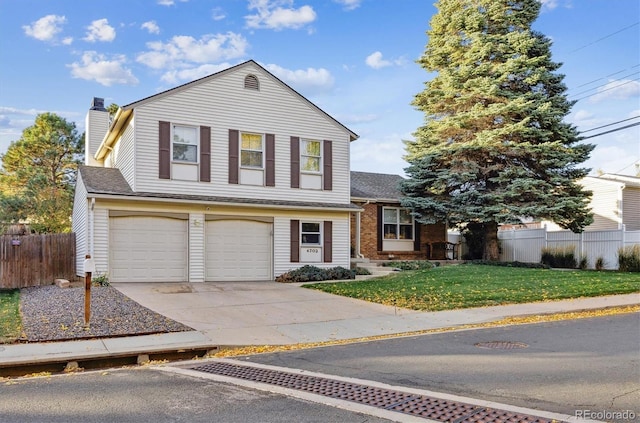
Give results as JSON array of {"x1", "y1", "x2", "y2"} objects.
[
  {"x1": 89, "y1": 198, "x2": 95, "y2": 258},
  {"x1": 356, "y1": 200, "x2": 369, "y2": 259}
]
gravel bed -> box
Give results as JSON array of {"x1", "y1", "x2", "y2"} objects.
[{"x1": 20, "y1": 285, "x2": 193, "y2": 342}]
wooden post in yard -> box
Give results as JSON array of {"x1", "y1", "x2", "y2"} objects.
[{"x1": 84, "y1": 254, "x2": 95, "y2": 326}]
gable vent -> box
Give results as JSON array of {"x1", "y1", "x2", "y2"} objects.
[{"x1": 244, "y1": 74, "x2": 259, "y2": 90}]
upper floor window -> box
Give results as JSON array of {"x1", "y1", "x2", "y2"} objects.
[
  {"x1": 172, "y1": 124, "x2": 198, "y2": 163},
  {"x1": 301, "y1": 139, "x2": 321, "y2": 173},
  {"x1": 383, "y1": 207, "x2": 414, "y2": 240},
  {"x1": 240, "y1": 132, "x2": 263, "y2": 168}
]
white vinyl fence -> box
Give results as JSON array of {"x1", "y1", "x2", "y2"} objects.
[{"x1": 497, "y1": 226, "x2": 640, "y2": 270}]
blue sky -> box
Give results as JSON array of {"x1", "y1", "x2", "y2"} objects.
[{"x1": 0, "y1": 0, "x2": 638, "y2": 177}]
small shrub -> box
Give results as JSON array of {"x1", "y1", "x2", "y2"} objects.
[
  {"x1": 92, "y1": 273, "x2": 110, "y2": 286},
  {"x1": 381, "y1": 260, "x2": 435, "y2": 270},
  {"x1": 541, "y1": 246, "x2": 577, "y2": 269},
  {"x1": 579, "y1": 255, "x2": 588, "y2": 270},
  {"x1": 275, "y1": 265, "x2": 356, "y2": 283},
  {"x1": 354, "y1": 267, "x2": 372, "y2": 275},
  {"x1": 618, "y1": 245, "x2": 640, "y2": 272},
  {"x1": 595, "y1": 257, "x2": 606, "y2": 271}
]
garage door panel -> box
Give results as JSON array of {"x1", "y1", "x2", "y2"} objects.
[
  {"x1": 110, "y1": 216, "x2": 188, "y2": 283},
  {"x1": 206, "y1": 220, "x2": 271, "y2": 281}
]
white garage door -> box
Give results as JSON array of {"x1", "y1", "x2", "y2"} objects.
[
  {"x1": 206, "y1": 220, "x2": 272, "y2": 281},
  {"x1": 110, "y1": 216, "x2": 188, "y2": 282}
]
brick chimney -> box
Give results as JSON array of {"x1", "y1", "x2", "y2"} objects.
[{"x1": 84, "y1": 97, "x2": 109, "y2": 166}]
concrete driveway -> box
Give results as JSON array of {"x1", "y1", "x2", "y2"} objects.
[
  {"x1": 112, "y1": 282, "x2": 640, "y2": 347},
  {"x1": 112, "y1": 281, "x2": 422, "y2": 346}
]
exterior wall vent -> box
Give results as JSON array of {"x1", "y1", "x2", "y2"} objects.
[
  {"x1": 244, "y1": 75, "x2": 259, "y2": 91},
  {"x1": 90, "y1": 97, "x2": 106, "y2": 111}
]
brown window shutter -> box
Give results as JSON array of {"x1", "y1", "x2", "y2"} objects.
[
  {"x1": 323, "y1": 221, "x2": 333, "y2": 263},
  {"x1": 290, "y1": 220, "x2": 300, "y2": 262},
  {"x1": 228, "y1": 129, "x2": 239, "y2": 184},
  {"x1": 266, "y1": 133, "x2": 275, "y2": 187},
  {"x1": 377, "y1": 206, "x2": 383, "y2": 251},
  {"x1": 159, "y1": 121, "x2": 171, "y2": 179},
  {"x1": 290, "y1": 137, "x2": 300, "y2": 188},
  {"x1": 200, "y1": 126, "x2": 211, "y2": 182},
  {"x1": 414, "y1": 221, "x2": 421, "y2": 251},
  {"x1": 323, "y1": 140, "x2": 332, "y2": 190}
]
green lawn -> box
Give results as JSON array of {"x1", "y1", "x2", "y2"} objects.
[
  {"x1": 304, "y1": 264, "x2": 640, "y2": 311},
  {"x1": 0, "y1": 289, "x2": 21, "y2": 343}
]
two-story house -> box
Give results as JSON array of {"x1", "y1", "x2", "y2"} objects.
[{"x1": 72, "y1": 60, "x2": 359, "y2": 283}]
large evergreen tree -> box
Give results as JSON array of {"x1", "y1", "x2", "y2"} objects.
[
  {"x1": 401, "y1": 0, "x2": 594, "y2": 260},
  {"x1": 0, "y1": 113, "x2": 83, "y2": 233}
]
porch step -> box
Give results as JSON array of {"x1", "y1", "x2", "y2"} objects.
[{"x1": 351, "y1": 259, "x2": 399, "y2": 277}]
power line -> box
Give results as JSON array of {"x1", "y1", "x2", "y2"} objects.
[
  {"x1": 571, "y1": 64, "x2": 640, "y2": 90},
  {"x1": 567, "y1": 21, "x2": 640, "y2": 55},
  {"x1": 580, "y1": 116, "x2": 640, "y2": 133},
  {"x1": 572, "y1": 77, "x2": 640, "y2": 102},
  {"x1": 580, "y1": 122, "x2": 640, "y2": 140},
  {"x1": 568, "y1": 69, "x2": 640, "y2": 98}
]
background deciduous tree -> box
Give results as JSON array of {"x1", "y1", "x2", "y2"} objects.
[
  {"x1": 0, "y1": 112, "x2": 83, "y2": 233},
  {"x1": 401, "y1": 0, "x2": 594, "y2": 260}
]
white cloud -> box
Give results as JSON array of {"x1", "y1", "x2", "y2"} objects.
[
  {"x1": 160, "y1": 63, "x2": 234, "y2": 84},
  {"x1": 62, "y1": 37, "x2": 73, "y2": 45},
  {"x1": 264, "y1": 63, "x2": 334, "y2": 93},
  {"x1": 366, "y1": 51, "x2": 391, "y2": 69},
  {"x1": 136, "y1": 32, "x2": 248, "y2": 70},
  {"x1": 22, "y1": 15, "x2": 67, "y2": 42},
  {"x1": 589, "y1": 79, "x2": 640, "y2": 103},
  {"x1": 365, "y1": 51, "x2": 406, "y2": 69},
  {"x1": 350, "y1": 134, "x2": 409, "y2": 175},
  {"x1": 212, "y1": 7, "x2": 226, "y2": 21},
  {"x1": 246, "y1": 0, "x2": 316, "y2": 30},
  {"x1": 539, "y1": 0, "x2": 572, "y2": 11},
  {"x1": 333, "y1": 0, "x2": 362, "y2": 11},
  {"x1": 68, "y1": 51, "x2": 138, "y2": 86},
  {"x1": 158, "y1": 0, "x2": 189, "y2": 5},
  {"x1": 84, "y1": 19, "x2": 116, "y2": 42},
  {"x1": 141, "y1": 21, "x2": 160, "y2": 34}
]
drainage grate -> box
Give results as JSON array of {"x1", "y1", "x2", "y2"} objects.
[
  {"x1": 475, "y1": 341, "x2": 529, "y2": 350},
  {"x1": 191, "y1": 361, "x2": 556, "y2": 423}
]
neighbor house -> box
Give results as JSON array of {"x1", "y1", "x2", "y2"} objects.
[
  {"x1": 350, "y1": 171, "x2": 447, "y2": 261},
  {"x1": 72, "y1": 60, "x2": 360, "y2": 283},
  {"x1": 542, "y1": 173, "x2": 640, "y2": 231}
]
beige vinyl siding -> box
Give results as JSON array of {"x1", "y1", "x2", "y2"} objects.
[
  {"x1": 72, "y1": 173, "x2": 88, "y2": 276},
  {"x1": 189, "y1": 213, "x2": 205, "y2": 282},
  {"x1": 87, "y1": 198, "x2": 351, "y2": 281},
  {"x1": 131, "y1": 62, "x2": 351, "y2": 205},
  {"x1": 581, "y1": 178, "x2": 624, "y2": 230},
  {"x1": 93, "y1": 208, "x2": 109, "y2": 277},
  {"x1": 104, "y1": 120, "x2": 136, "y2": 190},
  {"x1": 622, "y1": 187, "x2": 640, "y2": 230},
  {"x1": 273, "y1": 214, "x2": 350, "y2": 277}
]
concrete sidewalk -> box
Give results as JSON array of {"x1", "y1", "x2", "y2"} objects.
[{"x1": 0, "y1": 281, "x2": 638, "y2": 372}]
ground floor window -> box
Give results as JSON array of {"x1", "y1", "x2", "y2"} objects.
[{"x1": 383, "y1": 207, "x2": 413, "y2": 240}]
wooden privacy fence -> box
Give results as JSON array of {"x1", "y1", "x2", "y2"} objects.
[{"x1": 0, "y1": 233, "x2": 76, "y2": 289}]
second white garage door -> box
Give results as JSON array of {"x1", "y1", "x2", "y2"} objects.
[
  {"x1": 110, "y1": 216, "x2": 188, "y2": 283},
  {"x1": 206, "y1": 220, "x2": 272, "y2": 281}
]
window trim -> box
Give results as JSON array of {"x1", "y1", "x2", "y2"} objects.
[
  {"x1": 171, "y1": 123, "x2": 199, "y2": 164},
  {"x1": 300, "y1": 139, "x2": 322, "y2": 174},
  {"x1": 240, "y1": 131, "x2": 265, "y2": 169},
  {"x1": 382, "y1": 207, "x2": 414, "y2": 241}
]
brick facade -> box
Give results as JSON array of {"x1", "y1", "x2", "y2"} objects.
[{"x1": 351, "y1": 202, "x2": 447, "y2": 261}]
